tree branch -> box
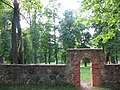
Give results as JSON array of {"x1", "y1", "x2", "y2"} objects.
[
  {"x1": 0, "y1": 0, "x2": 14, "y2": 9},
  {"x1": 0, "y1": 0, "x2": 30, "y2": 26},
  {"x1": 19, "y1": 12, "x2": 30, "y2": 25},
  {"x1": 98, "y1": 3, "x2": 111, "y2": 13}
]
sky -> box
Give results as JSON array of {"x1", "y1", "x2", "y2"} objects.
[
  {"x1": 41, "y1": 0, "x2": 80, "y2": 10},
  {"x1": 59, "y1": 0, "x2": 80, "y2": 11}
]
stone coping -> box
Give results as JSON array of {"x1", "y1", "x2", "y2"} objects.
[
  {"x1": 0, "y1": 64, "x2": 66, "y2": 67},
  {"x1": 67, "y1": 48, "x2": 103, "y2": 51}
]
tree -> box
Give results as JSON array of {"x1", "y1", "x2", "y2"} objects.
[
  {"x1": 1, "y1": 30, "x2": 11, "y2": 63},
  {"x1": 75, "y1": 23, "x2": 91, "y2": 48},
  {"x1": 39, "y1": 0, "x2": 60, "y2": 64},
  {"x1": 0, "y1": 0, "x2": 24, "y2": 64},
  {"x1": 59, "y1": 10, "x2": 76, "y2": 51},
  {"x1": 30, "y1": 12, "x2": 40, "y2": 64},
  {"x1": 80, "y1": 0, "x2": 120, "y2": 45},
  {"x1": 23, "y1": 29, "x2": 33, "y2": 64},
  {"x1": 80, "y1": 0, "x2": 120, "y2": 64},
  {"x1": 0, "y1": 1, "x2": 13, "y2": 63},
  {"x1": 82, "y1": 58, "x2": 90, "y2": 67},
  {"x1": 40, "y1": 32, "x2": 51, "y2": 64},
  {"x1": 59, "y1": 9, "x2": 92, "y2": 62},
  {"x1": 21, "y1": 0, "x2": 43, "y2": 64},
  {"x1": 12, "y1": 0, "x2": 24, "y2": 64},
  {"x1": 104, "y1": 31, "x2": 120, "y2": 64},
  {"x1": 51, "y1": 0, "x2": 61, "y2": 64}
]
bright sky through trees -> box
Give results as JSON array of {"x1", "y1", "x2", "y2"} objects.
[
  {"x1": 20, "y1": 0, "x2": 94, "y2": 35},
  {"x1": 59, "y1": 0, "x2": 80, "y2": 10},
  {"x1": 21, "y1": 0, "x2": 80, "y2": 28}
]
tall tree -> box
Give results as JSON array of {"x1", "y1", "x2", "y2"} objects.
[
  {"x1": 1, "y1": 30, "x2": 11, "y2": 63},
  {"x1": 0, "y1": 1, "x2": 13, "y2": 63},
  {"x1": 59, "y1": 10, "x2": 76, "y2": 50},
  {"x1": 30, "y1": 11, "x2": 40, "y2": 64},
  {"x1": 12, "y1": 0, "x2": 24, "y2": 64},
  {"x1": 51, "y1": 0, "x2": 61, "y2": 64},
  {"x1": 104, "y1": 31, "x2": 120, "y2": 64},
  {"x1": 21, "y1": 0, "x2": 43, "y2": 64},
  {"x1": 23, "y1": 29, "x2": 33, "y2": 64},
  {"x1": 58, "y1": 10, "x2": 76, "y2": 62},
  {"x1": 80, "y1": 0, "x2": 120, "y2": 45}
]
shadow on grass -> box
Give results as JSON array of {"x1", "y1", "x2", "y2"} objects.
[
  {"x1": 0, "y1": 84, "x2": 78, "y2": 90},
  {"x1": 0, "y1": 83, "x2": 119, "y2": 90},
  {"x1": 90, "y1": 83, "x2": 120, "y2": 90}
]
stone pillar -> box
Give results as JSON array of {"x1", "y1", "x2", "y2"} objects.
[{"x1": 91, "y1": 64, "x2": 101, "y2": 86}]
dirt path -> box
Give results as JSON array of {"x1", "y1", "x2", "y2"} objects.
[{"x1": 81, "y1": 83, "x2": 91, "y2": 90}]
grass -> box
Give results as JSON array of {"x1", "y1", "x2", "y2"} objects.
[
  {"x1": 91, "y1": 86, "x2": 112, "y2": 90},
  {"x1": 0, "y1": 84, "x2": 115, "y2": 90},
  {"x1": 0, "y1": 84, "x2": 78, "y2": 90},
  {"x1": 80, "y1": 62, "x2": 90, "y2": 83}
]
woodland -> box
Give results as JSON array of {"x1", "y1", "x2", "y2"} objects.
[{"x1": 0, "y1": 0, "x2": 120, "y2": 64}]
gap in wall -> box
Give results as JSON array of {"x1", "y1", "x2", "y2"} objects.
[{"x1": 80, "y1": 58, "x2": 91, "y2": 86}]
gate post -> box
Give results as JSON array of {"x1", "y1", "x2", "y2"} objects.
[
  {"x1": 72, "y1": 61, "x2": 80, "y2": 87},
  {"x1": 91, "y1": 64, "x2": 101, "y2": 86}
]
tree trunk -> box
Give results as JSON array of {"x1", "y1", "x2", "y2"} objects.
[
  {"x1": 16, "y1": 1, "x2": 24, "y2": 64},
  {"x1": 17, "y1": 13, "x2": 24, "y2": 64},
  {"x1": 0, "y1": 55, "x2": 3, "y2": 64},
  {"x1": 55, "y1": 55, "x2": 58, "y2": 64},
  {"x1": 34, "y1": 50, "x2": 37, "y2": 64},
  {"x1": 55, "y1": 48, "x2": 58, "y2": 64},
  {"x1": 53, "y1": 9, "x2": 58, "y2": 64},
  {"x1": 84, "y1": 62, "x2": 87, "y2": 67},
  {"x1": 12, "y1": 0, "x2": 24, "y2": 64},
  {"x1": 111, "y1": 56, "x2": 115, "y2": 64},
  {"x1": 12, "y1": 0, "x2": 18, "y2": 64},
  {"x1": 44, "y1": 51, "x2": 48, "y2": 64},
  {"x1": 115, "y1": 49, "x2": 118, "y2": 64},
  {"x1": 48, "y1": 49, "x2": 51, "y2": 64},
  {"x1": 105, "y1": 52, "x2": 110, "y2": 64}
]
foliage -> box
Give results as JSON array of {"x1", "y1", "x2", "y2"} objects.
[
  {"x1": 0, "y1": 84, "x2": 77, "y2": 90},
  {"x1": 0, "y1": 0, "x2": 93, "y2": 64},
  {"x1": 103, "y1": 31, "x2": 120, "y2": 63},
  {"x1": 1, "y1": 30, "x2": 11, "y2": 63},
  {"x1": 30, "y1": 13, "x2": 40, "y2": 51},
  {"x1": 79, "y1": 0, "x2": 120, "y2": 63},
  {"x1": 59, "y1": 9, "x2": 76, "y2": 50},
  {"x1": 23, "y1": 30, "x2": 33, "y2": 63},
  {"x1": 80, "y1": 0, "x2": 120, "y2": 45},
  {"x1": 59, "y1": 9, "x2": 92, "y2": 62},
  {"x1": 0, "y1": 3, "x2": 12, "y2": 63}
]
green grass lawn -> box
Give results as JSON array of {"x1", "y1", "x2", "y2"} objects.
[
  {"x1": 0, "y1": 84, "x2": 78, "y2": 90},
  {"x1": 80, "y1": 62, "x2": 90, "y2": 84},
  {"x1": 0, "y1": 84, "x2": 115, "y2": 90}
]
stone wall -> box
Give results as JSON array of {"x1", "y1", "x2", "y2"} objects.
[
  {"x1": 0, "y1": 50, "x2": 120, "y2": 87},
  {"x1": 101, "y1": 64, "x2": 120, "y2": 87},
  {"x1": 0, "y1": 64, "x2": 67, "y2": 85}
]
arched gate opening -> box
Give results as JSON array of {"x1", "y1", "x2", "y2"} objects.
[
  {"x1": 66, "y1": 48, "x2": 104, "y2": 87},
  {"x1": 80, "y1": 57, "x2": 91, "y2": 85}
]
